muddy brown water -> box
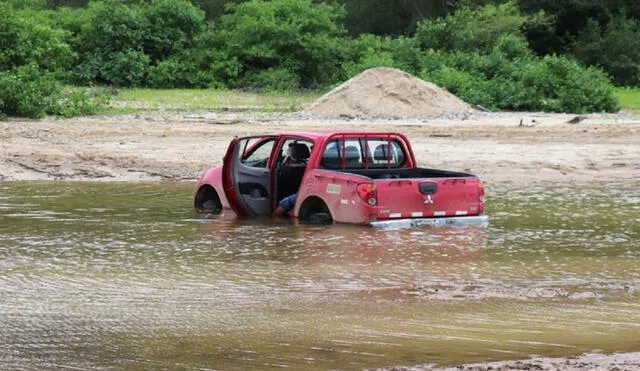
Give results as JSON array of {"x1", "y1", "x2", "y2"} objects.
[{"x1": 1, "y1": 182, "x2": 639, "y2": 370}]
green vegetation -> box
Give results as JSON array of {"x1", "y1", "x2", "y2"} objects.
[
  {"x1": 0, "y1": 3, "x2": 108, "y2": 119},
  {"x1": 1, "y1": 0, "x2": 638, "y2": 118},
  {"x1": 613, "y1": 88, "x2": 640, "y2": 110},
  {"x1": 413, "y1": 3, "x2": 620, "y2": 112},
  {"x1": 110, "y1": 89, "x2": 319, "y2": 112}
]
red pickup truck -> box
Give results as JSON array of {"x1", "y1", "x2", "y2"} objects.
[{"x1": 194, "y1": 131, "x2": 488, "y2": 228}]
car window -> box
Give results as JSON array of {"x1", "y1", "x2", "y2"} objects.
[
  {"x1": 277, "y1": 138, "x2": 313, "y2": 166},
  {"x1": 322, "y1": 137, "x2": 406, "y2": 169},
  {"x1": 366, "y1": 139, "x2": 406, "y2": 168},
  {"x1": 241, "y1": 138, "x2": 275, "y2": 168}
]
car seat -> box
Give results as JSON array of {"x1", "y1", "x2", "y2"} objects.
[
  {"x1": 345, "y1": 146, "x2": 361, "y2": 168},
  {"x1": 277, "y1": 143, "x2": 310, "y2": 201}
]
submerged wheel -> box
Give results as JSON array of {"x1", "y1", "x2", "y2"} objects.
[
  {"x1": 298, "y1": 196, "x2": 333, "y2": 224},
  {"x1": 194, "y1": 185, "x2": 222, "y2": 214}
]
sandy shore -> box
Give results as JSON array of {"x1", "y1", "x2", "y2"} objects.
[{"x1": 1, "y1": 110, "x2": 639, "y2": 188}]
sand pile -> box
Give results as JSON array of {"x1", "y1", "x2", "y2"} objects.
[{"x1": 304, "y1": 67, "x2": 475, "y2": 118}]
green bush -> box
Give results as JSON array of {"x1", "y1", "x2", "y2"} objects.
[
  {"x1": 415, "y1": 2, "x2": 527, "y2": 52},
  {"x1": 72, "y1": 0, "x2": 205, "y2": 86},
  {"x1": 0, "y1": 64, "x2": 110, "y2": 118},
  {"x1": 100, "y1": 50, "x2": 150, "y2": 87},
  {"x1": 0, "y1": 6, "x2": 107, "y2": 119},
  {"x1": 419, "y1": 33, "x2": 618, "y2": 113},
  {"x1": 2, "y1": 0, "x2": 49, "y2": 10},
  {"x1": 217, "y1": 0, "x2": 348, "y2": 89},
  {"x1": 0, "y1": 4, "x2": 73, "y2": 73},
  {"x1": 54, "y1": 89, "x2": 111, "y2": 118},
  {"x1": 141, "y1": 0, "x2": 205, "y2": 61},
  {"x1": 0, "y1": 65, "x2": 61, "y2": 118},
  {"x1": 148, "y1": 52, "x2": 231, "y2": 89},
  {"x1": 147, "y1": 24, "x2": 240, "y2": 89},
  {"x1": 414, "y1": 3, "x2": 619, "y2": 113},
  {"x1": 236, "y1": 66, "x2": 301, "y2": 92},
  {"x1": 391, "y1": 37, "x2": 422, "y2": 76},
  {"x1": 342, "y1": 35, "x2": 395, "y2": 77},
  {"x1": 343, "y1": 34, "x2": 422, "y2": 77},
  {"x1": 521, "y1": 56, "x2": 619, "y2": 113}
]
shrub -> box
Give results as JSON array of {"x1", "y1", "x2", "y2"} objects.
[
  {"x1": 72, "y1": 0, "x2": 205, "y2": 86},
  {"x1": 423, "y1": 66, "x2": 497, "y2": 109},
  {"x1": 147, "y1": 23, "x2": 240, "y2": 89},
  {"x1": 217, "y1": 0, "x2": 348, "y2": 89},
  {"x1": 0, "y1": 65, "x2": 61, "y2": 118},
  {"x1": 0, "y1": 4, "x2": 73, "y2": 73},
  {"x1": 521, "y1": 55, "x2": 619, "y2": 113},
  {"x1": 342, "y1": 35, "x2": 395, "y2": 77},
  {"x1": 343, "y1": 34, "x2": 421, "y2": 77},
  {"x1": 0, "y1": 64, "x2": 110, "y2": 118},
  {"x1": 420, "y1": 44, "x2": 618, "y2": 112},
  {"x1": 236, "y1": 66, "x2": 301, "y2": 92},
  {"x1": 54, "y1": 89, "x2": 111, "y2": 118},
  {"x1": 391, "y1": 37, "x2": 422, "y2": 76},
  {"x1": 141, "y1": 0, "x2": 205, "y2": 61},
  {"x1": 100, "y1": 50, "x2": 150, "y2": 87},
  {"x1": 415, "y1": 2, "x2": 527, "y2": 53},
  {"x1": 78, "y1": 1, "x2": 148, "y2": 56},
  {"x1": 148, "y1": 52, "x2": 231, "y2": 89},
  {"x1": 415, "y1": 3, "x2": 619, "y2": 113}
]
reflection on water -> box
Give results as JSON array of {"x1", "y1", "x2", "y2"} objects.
[{"x1": 0, "y1": 182, "x2": 639, "y2": 370}]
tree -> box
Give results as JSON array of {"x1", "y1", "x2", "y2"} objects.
[
  {"x1": 217, "y1": 0, "x2": 348, "y2": 89},
  {"x1": 517, "y1": 0, "x2": 640, "y2": 55},
  {"x1": 72, "y1": 0, "x2": 205, "y2": 86},
  {"x1": 570, "y1": 17, "x2": 640, "y2": 86},
  {"x1": 415, "y1": 2, "x2": 527, "y2": 52}
]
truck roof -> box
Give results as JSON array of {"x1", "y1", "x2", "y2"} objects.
[{"x1": 276, "y1": 130, "x2": 406, "y2": 140}]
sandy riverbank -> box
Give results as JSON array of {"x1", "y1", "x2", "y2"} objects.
[{"x1": 1, "y1": 110, "x2": 639, "y2": 188}]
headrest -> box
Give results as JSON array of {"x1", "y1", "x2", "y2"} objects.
[
  {"x1": 290, "y1": 143, "x2": 310, "y2": 161},
  {"x1": 345, "y1": 146, "x2": 360, "y2": 161},
  {"x1": 374, "y1": 144, "x2": 389, "y2": 161}
]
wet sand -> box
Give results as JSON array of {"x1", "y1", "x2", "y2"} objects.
[{"x1": 1, "y1": 110, "x2": 639, "y2": 188}]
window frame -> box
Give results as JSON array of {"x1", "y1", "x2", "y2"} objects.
[{"x1": 320, "y1": 134, "x2": 408, "y2": 170}]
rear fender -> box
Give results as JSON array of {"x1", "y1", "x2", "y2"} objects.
[
  {"x1": 196, "y1": 167, "x2": 234, "y2": 212},
  {"x1": 297, "y1": 169, "x2": 373, "y2": 224}
]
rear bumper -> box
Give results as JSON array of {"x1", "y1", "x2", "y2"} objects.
[{"x1": 370, "y1": 215, "x2": 489, "y2": 230}]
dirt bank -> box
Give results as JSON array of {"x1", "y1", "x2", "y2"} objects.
[{"x1": 1, "y1": 110, "x2": 639, "y2": 188}]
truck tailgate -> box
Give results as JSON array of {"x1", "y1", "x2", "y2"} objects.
[{"x1": 375, "y1": 177, "x2": 484, "y2": 219}]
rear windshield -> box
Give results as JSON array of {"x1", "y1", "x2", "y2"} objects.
[{"x1": 322, "y1": 137, "x2": 406, "y2": 169}]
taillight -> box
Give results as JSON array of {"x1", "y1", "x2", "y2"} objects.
[
  {"x1": 357, "y1": 183, "x2": 377, "y2": 206},
  {"x1": 478, "y1": 180, "x2": 485, "y2": 214}
]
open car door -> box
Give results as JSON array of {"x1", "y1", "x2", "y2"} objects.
[{"x1": 222, "y1": 135, "x2": 278, "y2": 216}]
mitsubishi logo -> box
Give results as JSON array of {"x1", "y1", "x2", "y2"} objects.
[{"x1": 423, "y1": 194, "x2": 434, "y2": 205}]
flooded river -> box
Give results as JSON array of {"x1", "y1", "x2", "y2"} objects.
[{"x1": 1, "y1": 182, "x2": 639, "y2": 370}]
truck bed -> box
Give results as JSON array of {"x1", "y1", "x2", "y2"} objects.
[
  {"x1": 312, "y1": 166, "x2": 483, "y2": 223},
  {"x1": 327, "y1": 167, "x2": 475, "y2": 180}
]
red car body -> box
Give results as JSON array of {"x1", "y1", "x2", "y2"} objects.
[{"x1": 194, "y1": 130, "x2": 487, "y2": 228}]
